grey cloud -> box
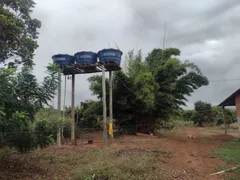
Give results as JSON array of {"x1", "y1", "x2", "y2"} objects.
[
  {"x1": 125, "y1": 0, "x2": 240, "y2": 46},
  {"x1": 32, "y1": 0, "x2": 240, "y2": 109}
]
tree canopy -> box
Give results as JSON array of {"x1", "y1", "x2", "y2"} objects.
[
  {"x1": 88, "y1": 48, "x2": 209, "y2": 130},
  {"x1": 191, "y1": 101, "x2": 212, "y2": 126},
  {"x1": 0, "y1": 65, "x2": 59, "y2": 151},
  {"x1": 0, "y1": 0, "x2": 41, "y2": 67},
  {"x1": 0, "y1": 0, "x2": 60, "y2": 151}
]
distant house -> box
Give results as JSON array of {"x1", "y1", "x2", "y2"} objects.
[{"x1": 219, "y1": 88, "x2": 240, "y2": 137}]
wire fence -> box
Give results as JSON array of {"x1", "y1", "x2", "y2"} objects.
[{"x1": 0, "y1": 124, "x2": 156, "y2": 143}]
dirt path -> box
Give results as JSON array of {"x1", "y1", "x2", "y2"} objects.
[{"x1": 107, "y1": 127, "x2": 234, "y2": 180}]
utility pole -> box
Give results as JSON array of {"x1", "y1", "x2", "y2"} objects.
[
  {"x1": 162, "y1": 22, "x2": 167, "y2": 60},
  {"x1": 102, "y1": 64, "x2": 107, "y2": 147},
  {"x1": 52, "y1": 95, "x2": 55, "y2": 121},
  {"x1": 62, "y1": 75, "x2": 67, "y2": 137},
  {"x1": 109, "y1": 71, "x2": 113, "y2": 142},
  {"x1": 71, "y1": 74, "x2": 75, "y2": 141},
  {"x1": 57, "y1": 70, "x2": 61, "y2": 146}
]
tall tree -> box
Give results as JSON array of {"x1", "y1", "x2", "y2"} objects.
[
  {"x1": 0, "y1": 0, "x2": 41, "y2": 67},
  {"x1": 0, "y1": 65, "x2": 59, "y2": 151},
  {"x1": 191, "y1": 101, "x2": 212, "y2": 126},
  {"x1": 88, "y1": 48, "x2": 209, "y2": 130},
  {"x1": 0, "y1": 0, "x2": 60, "y2": 151},
  {"x1": 145, "y1": 48, "x2": 208, "y2": 120}
]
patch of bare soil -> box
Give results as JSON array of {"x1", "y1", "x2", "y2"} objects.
[{"x1": 110, "y1": 128, "x2": 226, "y2": 180}]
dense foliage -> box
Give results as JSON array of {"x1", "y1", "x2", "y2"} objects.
[
  {"x1": 0, "y1": 66, "x2": 59, "y2": 151},
  {"x1": 0, "y1": 0, "x2": 61, "y2": 151},
  {"x1": 0, "y1": 0, "x2": 41, "y2": 67},
  {"x1": 180, "y1": 102, "x2": 236, "y2": 126},
  {"x1": 191, "y1": 101, "x2": 212, "y2": 126},
  {"x1": 88, "y1": 48, "x2": 209, "y2": 132},
  {"x1": 212, "y1": 106, "x2": 236, "y2": 125}
]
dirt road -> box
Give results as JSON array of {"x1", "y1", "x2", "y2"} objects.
[{"x1": 107, "y1": 127, "x2": 236, "y2": 180}]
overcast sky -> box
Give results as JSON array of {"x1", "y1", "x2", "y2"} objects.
[{"x1": 32, "y1": 0, "x2": 240, "y2": 109}]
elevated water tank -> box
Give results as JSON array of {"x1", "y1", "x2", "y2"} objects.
[
  {"x1": 74, "y1": 51, "x2": 97, "y2": 65},
  {"x1": 52, "y1": 54, "x2": 74, "y2": 65},
  {"x1": 98, "y1": 48, "x2": 123, "y2": 65}
]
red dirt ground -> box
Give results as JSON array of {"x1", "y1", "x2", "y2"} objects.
[
  {"x1": 109, "y1": 128, "x2": 230, "y2": 180},
  {"x1": 1, "y1": 127, "x2": 238, "y2": 180},
  {"x1": 80, "y1": 127, "x2": 237, "y2": 179}
]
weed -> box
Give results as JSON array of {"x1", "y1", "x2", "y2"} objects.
[
  {"x1": 211, "y1": 141, "x2": 240, "y2": 163},
  {"x1": 211, "y1": 141, "x2": 240, "y2": 179},
  {"x1": 200, "y1": 139, "x2": 221, "y2": 144},
  {"x1": 151, "y1": 149, "x2": 168, "y2": 154},
  {"x1": 74, "y1": 149, "x2": 164, "y2": 180}
]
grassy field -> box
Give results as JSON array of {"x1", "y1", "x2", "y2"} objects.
[
  {"x1": 211, "y1": 141, "x2": 240, "y2": 180},
  {"x1": 0, "y1": 145, "x2": 175, "y2": 180},
  {"x1": 0, "y1": 126, "x2": 239, "y2": 180},
  {"x1": 75, "y1": 148, "x2": 171, "y2": 180}
]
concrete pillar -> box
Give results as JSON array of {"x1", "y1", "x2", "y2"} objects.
[{"x1": 235, "y1": 94, "x2": 240, "y2": 138}]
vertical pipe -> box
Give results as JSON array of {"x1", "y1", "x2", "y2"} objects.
[
  {"x1": 71, "y1": 74, "x2": 75, "y2": 141},
  {"x1": 57, "y1": 71, "x2": 61, "y2": 146},
  {"x1": 102, "y1": 65, "x2": 107, "y2": 147},
  {"x1": 109, "y1": 71, "x2": 113, "y2": 142},
  {"x1": 52, "y1": 95, "x2": 54, "y2": 121},
  {"x1": 62, "y1": 75, "x2": 67, "y2": 137},
  {"x1": 162, "y1": 22, "x2": 167, "y2": 60}
]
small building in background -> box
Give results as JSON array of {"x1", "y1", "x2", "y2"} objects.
[{"x1": 219, "y1": 88, "x2": 240, "y2": 138}]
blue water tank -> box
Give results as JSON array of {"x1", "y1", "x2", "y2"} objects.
[
  {"x1": 52, "y1": 54, "x2": 74, "y2": 65},
  {"x1": 98, "y1": 49, "x2": 123, "y2": 65},
  {"x1": 74, "y1": 51, "x2": 97, "y2": 65}
]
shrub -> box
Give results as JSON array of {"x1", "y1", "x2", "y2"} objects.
[
  {"x1": 181, "y1": 110, "x2": 195, "y2": 121},
  {"x1": 34, "y1": 120, "x2": 58, "y2": 148},
  {"x1": 1, "y1": 112, "x2": 37, "y2": 152},
  {"x1": 191, "y1": 101, "x2": 212, "y2": 126},
  {"x1": 212, "y1": 106, "x2": 236, "y2": 125}
]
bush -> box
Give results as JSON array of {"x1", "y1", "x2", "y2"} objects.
[
  {"x1": 181, "y1": 110, "x2": 195, "y2": 121},
  {"x1": 212, "y1": 106, "x2": 236, "y2": 125},
  {"x1": 82, "y1": 101, "x2": 102, "y2": 128},
  {"x1": 34, "y1": 120, "x2": 59, "y2": 148},
  {"x1": 191, "y1": 101, "x2": 212, "y2": 126},
  {"x1": 1, "y1": 112, "x2": 37, "y2": 152},
  {"x1": 6, "y1": 126, "x2": 37, "y2": 152},
  {"x1": 36, "y1": 108, "x2": 71, "y2": 140}
]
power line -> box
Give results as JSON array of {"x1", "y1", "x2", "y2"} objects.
[
  {"x1": 162, "y1": 22, "x2": 167, "y2": 59},
  {"x1": 0, "y1": 124, "x2": 155, "y2": 137},
  {"x1": 118, "y1": 78, "x2": 238, "y2": 112},
  {"x1": 209, "y1": 78, "x2": 240, "y2": 82}
]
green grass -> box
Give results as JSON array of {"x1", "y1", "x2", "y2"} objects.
[
  {"x1": 207, "y1": 128, "x2": 239, "y2": 135},
  {"x1": 74, "y1": 149, "x2": 165, "y2": 180},
  {"x1": 172, "y1": 120, "x2": 193, "y2": 127},
  {"x1": 151, "y1": 149, "x2": 168, "y2": 154},
  {"x1": 211, "y1": 141, "x2": 240, "y2": 163},
  {"x1": 211, "y1": 141, "x2": 240, "y2": 180}
]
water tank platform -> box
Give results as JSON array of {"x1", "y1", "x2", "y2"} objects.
[{"x1": 61, "y1": 61, "x2": 121, "y2": 75}]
